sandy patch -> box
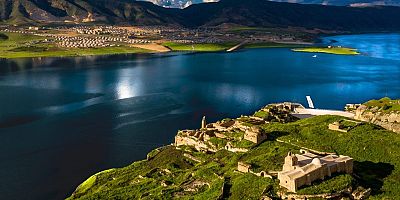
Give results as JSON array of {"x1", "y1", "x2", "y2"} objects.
[{"x1": 131, "y1": 43, "x2": 171, "y2": 52}]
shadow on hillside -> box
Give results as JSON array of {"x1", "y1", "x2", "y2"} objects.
[
  {"x1": 268, "y1": 131, "x2": 290, "y2": 140},
  {"x1": 354, "y1": 161, "x2": 394, "y2": 195},
  {"x1": 221, "y1": 177, "x2": 232, "y2": 199}
]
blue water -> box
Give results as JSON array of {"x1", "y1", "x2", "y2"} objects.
[{"x1": 0, "y1": 34, "x2": 399, "y2": 200}]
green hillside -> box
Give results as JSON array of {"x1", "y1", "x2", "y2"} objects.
[{"x1": 68, "y1": 113, "x2": 400, "y2": 199}]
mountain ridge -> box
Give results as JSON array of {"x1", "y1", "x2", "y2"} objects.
[
  {"x1": 142, "y1": 0, "x2": 400, "y2": 8},
  {"x1": 1, "y1": 0, "x2": 400, "y2": 32}
]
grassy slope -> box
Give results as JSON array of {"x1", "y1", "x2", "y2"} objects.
[
  {"x1": 68, "y1": 114, "x2": 400, "y2": 199},
  {"x1": 244, "y1": 42, "x2": 304, "y2": 49},
  {"x1": 163, "y1": 41, "x2": 304, "y2": 52},
  {"x1": 364, "y1": 97, "x2": 400, "y2": 113},
  {"x1": 292, "y1": 47, "x2": 359, "y2": 55},
  {"x1": 0, "y1": 32, "x2": 150, "y2": 59}
]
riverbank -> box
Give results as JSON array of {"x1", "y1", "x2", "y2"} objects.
[{"x1": 0, "y1": 32, "x2": 310, "y2": 59}]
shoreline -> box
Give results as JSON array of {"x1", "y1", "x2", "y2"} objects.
[{"x1": 0, "y1": 43, "x2": 306, "y2": 59}]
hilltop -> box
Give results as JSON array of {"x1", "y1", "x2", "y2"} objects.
[
  {"x1": 1, "y1": 0, "x2": 400, "y2": 32},
  {"x1": 68, "y1": 102, "x2": 400, "y2": 199}
]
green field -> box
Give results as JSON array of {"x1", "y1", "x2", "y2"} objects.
[
  {"x1": 292, "y1": 47, "x2": 360, "y2": 55},
  {"x1": 162, "y1": 42, "x2": 237, "y2": 52},
  {"x1": 0, "y1": 32, "x2": 150, "y2": 59},
  {"x1": 68, "y1": 111, "x2": 400, "y2": 199},
  {"x1": 163, "y1": 41, "x2": 303, "y2": 52},
  {"x1": 244, "y1": 42, "x2": 304, "y2": 49}
]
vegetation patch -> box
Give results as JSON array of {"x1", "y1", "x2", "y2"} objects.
[
  {"x1": 297, "y1": 174, "x2": 354, "y2": 195},
  {"x1": 208, "y1": 137, "x2": 228, "y2": 149},
  {"x1": 254, "y1": 110, "x2": 270, "y2": 119},
  {"x1": 162, "y1": 42, "x2": 236, "y2": 52},
  {"x1": 292, "y1": 47, "x2": 359, "y2": 55},
  {"x1": 232, "y1": 139, "x2": 255, "y2": 149},
  {"x1": 230, "y1": 173, "x2": 275, "y2": 200},
  {"x1": 364, "y1": 97, "x2": 400, "y2": 113},
  {"x1": 244, "y1": 42, "x2": 303, "y2": 49},
  {"x1": 0, "y1": 33, "x2": 9, "y2": 40},
  {"x1": 9, "y1": 46, "x2": 48, "y2": 52}
]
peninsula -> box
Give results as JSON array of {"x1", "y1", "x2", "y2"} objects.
[
  {"x1": 0, "y1": 25, "x2": 309, "y2": 59},
  {"x1": 68, "y1": 99, "x2": 400, "y2": 199},
  {"x1": 292, "y1": 47, "x2": 360, "y2": 55}
]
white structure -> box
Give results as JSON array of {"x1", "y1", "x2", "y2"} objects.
[{"x1": 306, "y1": 96, "x2": 315, "y2": 109}]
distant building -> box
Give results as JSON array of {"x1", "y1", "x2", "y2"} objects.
[
  {"x1": 278, "y1": 152, "x2": 353, "y2": 192},
  {"x1": 28, "y1": 26, "x2": 39, "y2": 31}
]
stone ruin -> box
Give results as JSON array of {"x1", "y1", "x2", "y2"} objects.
[
  {"x1": 328, "y1": 119, "x2": 362, "y2": 133},
  {"x1": 278, "y1": 151, "x2": 353, "y2": 193},
  {"x1": 175, "y1": 116, "x2": 269, "y2": 152}
]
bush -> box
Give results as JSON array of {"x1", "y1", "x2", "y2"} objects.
[{"x1": 0, "y1": 33, "x2": 9, "y2": 40}]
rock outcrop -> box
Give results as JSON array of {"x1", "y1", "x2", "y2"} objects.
[{"x1": 355, "y1": 105, "x2": 400, "y2": 133}]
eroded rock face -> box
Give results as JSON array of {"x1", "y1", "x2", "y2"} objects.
[{"x1": 355, "y1": 106, "x2": 400, "y2": 133}]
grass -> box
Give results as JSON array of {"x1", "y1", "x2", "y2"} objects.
[
  {"x1": 244, "y1": 42, "x2": 304, "y2": 49},
  {"x1": 297, "y1": 174, "x2": 354, "y2": 195},
  {"x1": 232, "y1": 139, "x2": 255, "y2": 149},
  {"x1": 240, "y1": 140, "x2": 299, "y2": 172},
  {"x1": 163, "y1": 41, "x2": 304, "y2": 53},
  {"x1": 0, "y1": 32, "x2": 150, "y2": 59},
  {"x1": 363, "y1": 97, "x2": 400, "y2": 113},
  {"x1": 230, "y1": 173, "x2": 275, "y2": 199},
  {"x1": 254, "y1": 110, "x2": 270, "y2": 119},
  {"x1": 0, "y1": 33, "x2": 9, "y2": 40},
  {"x1": 162, "y1": 42, "x2": 236, "y2": 52},
  {"x1": 208, "y1": 137, "x2": 228, "y2": 149},
  {"x1": 292, "y1": 47, "x2": 360, "y2": 55}
]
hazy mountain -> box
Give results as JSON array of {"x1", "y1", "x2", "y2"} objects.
[
  {"x1": 0, "y1": 0, "x2": 180, "y2": 25},
  {"x1": 140, "y1": 0, "x2": 218, "y2": 8},
  {"x1": 1, "y1": 0, "x2": 400, "y2": 32},
  {"x1": 142, "y1": 0, "x2": 400, "y2": 8},
  {"x1": 179, "y1": 0, "x2": 400, "y2": 31},
  {"x1": 270, "y1": 0, "x2": 400, "y2": 7}
]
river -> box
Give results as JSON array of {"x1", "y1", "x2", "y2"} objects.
[{"x1": 0, "y1": 33, "x2": 399, "y2": 199}]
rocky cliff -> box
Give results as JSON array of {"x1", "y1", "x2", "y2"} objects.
[{"x1": 354, "y1": 98, "x2": 400, "y2": 133}]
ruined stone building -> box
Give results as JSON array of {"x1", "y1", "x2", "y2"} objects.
[
  {"x1": 278, "y1": 152, "x2": 353, "y2": 192},
  {"x1": 237, "y1": 162, "x2": 251, "y2": 173},
  {"x1": 244, "y1": 126, "x2": 268, "y2": 144}
]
